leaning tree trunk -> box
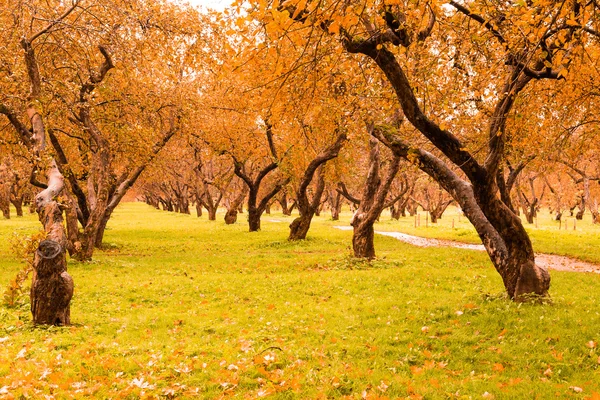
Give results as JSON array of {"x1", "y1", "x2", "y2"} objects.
[
  {"x1": 288, "y1": 173, "x2": 323, "y2": 240},
  {"x1": 11, "y1": 29, "x2": 76, "y2": 324},
  {"x1": 373, "y1": 128, "x2": 550, "y2": 301},
  {"x1": 94, "y1": 210, "x2": 112, "y2": 248},
  {"x1": 31, "y1": 206, "x2": 73, "y2": 326}
]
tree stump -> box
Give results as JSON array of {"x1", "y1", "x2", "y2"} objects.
[{"x1": 30, "y1": 239, "x2": 73, "y2": 325}]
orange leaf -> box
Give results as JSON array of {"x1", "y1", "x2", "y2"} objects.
[{"x1": 493, "y1": 363, "x2": 505, "y2": 372}]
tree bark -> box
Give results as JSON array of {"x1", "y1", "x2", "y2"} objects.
[
  {"x1": 224, "y1": 185, "x2": 247, "y2": 224},
  {"x1": 232, "y1": 121, "x2": 289, "y2": 232},
  {"x1": 289, "y1": 133, "x2": 347, "y2": 240},
  {"x1": 350, "y1": 136, "x2": 400, "y2": 259},
  {"x1": 373, "y1": 127, "x2": 550, "y2": 300},
  {"x1": 327, "y1": 189, "x2": 343, "y2": 220}
]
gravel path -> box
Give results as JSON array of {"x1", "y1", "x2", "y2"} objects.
[{"x1": 333, "y1": 226, "x2": 600, "y2": 274}]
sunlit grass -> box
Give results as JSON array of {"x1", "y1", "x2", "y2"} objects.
[
  {"x1": 367, "y1": 206, "x2": 600, "y2": 264},
  {"x1": 1, "y1": 203, "x2": 599, "y2": 398}
]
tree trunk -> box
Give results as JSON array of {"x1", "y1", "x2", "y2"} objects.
[
  {"x1": 208, "y1": 208, "x2": 217, "y2": 221},
  {"x1": 390, "y1": 204, "x2": 402, "y2": 220},
  {"x1": 196, "y1": 202, "x2": 203, "y2": 217},
  {"x1": 406, "y1": 200, "x2": 418, "y2": 216},
  {"x1": 94, "y1": 211, "x2": 111, "y2": 248},
  {"x1": 224, "y1": 209, "x2": 238, "y2": 224},
  {"x1": 279, "y1": 192, "x2": 292, "y2": 216},
  {"x1": 224, "y1": 186, "x2": 246, "y2": 224},
  {"x1": 248, "y1": 207, "x2": 261, "y2": 231},
  {"x1": 328, "y1": 190, "x2": 343, "y2": 221},
  {"x1": 289, "y1": 134, "x2": 346, "y2": 240},
  {"x1": 350, "y1": 136, "x2": 400, "y2": 259},
  {"x1": 352, "y1": 220, "x2": 376, "y2": 259},
  {"x1": 373, "y1": 128, "x2": 550, "y2": 301},
  {"x1": 31, "y1": 236, "x2": 73, "y2": 325},
  {"x1": 10, "y1": 198, "x2": 23, "y2": 217},
  {"x1": 288, "y1": 215, "x2": 313, "y2": 240}
]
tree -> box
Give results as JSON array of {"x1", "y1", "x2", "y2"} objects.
[
  {"x1": 260, "y1": 0, "x2": 600, "y2": 299},
  {"x1": 516, "y1": 174, "x2": 546, "y2": 224},
  {"x1": 0, "y1": 0, "x2": 78, "y2": 324},
  {"x1": 288, "y1": 133, "x2": 347, "y2": 240},
  {"x1": 413, "y1": 181, "x2": 454, "y2": 223},
  {"x1": 231, "y1": 120, "x2": 290, "y2": 231},
  {"x1": 349, "y1": 136, "x2": 400, "y2": 259}
]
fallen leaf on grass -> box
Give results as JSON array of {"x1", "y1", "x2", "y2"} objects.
[{"x1": 492, "y1": 363, "x2": 504, "y2": 372}]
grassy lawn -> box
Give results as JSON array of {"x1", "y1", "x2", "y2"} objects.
[
  {"x1": 364, "y1": 206, "x2": 600, "y2": 264},
  {"x1": 1, "y1": 203, "x2": 600, "y2": 399}
]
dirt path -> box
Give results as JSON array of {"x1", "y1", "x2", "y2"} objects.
[{"x1": 333, "y1": 226, "x2": 600, "y2": 274}]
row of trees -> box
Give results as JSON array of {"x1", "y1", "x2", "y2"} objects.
[{"x1": 1, "y1": 0, "x2": 599, "y2": 323}]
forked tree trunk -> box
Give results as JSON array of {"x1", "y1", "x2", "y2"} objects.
[
  {"x1": 289, "y1": 134, "x2": 346, "y2": 240},
  {"x1": 232, "y1": 121, "x2": 289, "y2": 232},
  {"x1": 350, "y1": 136, "x2": 400, "y2": 258}
]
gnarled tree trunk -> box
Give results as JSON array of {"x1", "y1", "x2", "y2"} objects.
[
  {"x1": 350, "y1": 136, "x2": 400, "y2": 259},
  {"x1": 289, "y1": 133, "x2": 346, "y2": 240}
]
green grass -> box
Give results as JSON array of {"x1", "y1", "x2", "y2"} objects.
[
  {"x1": 364, "y1": 206, "x2": 600, "y2": 264},
  {"x1": 1, "y1": 203, "x2": 600, "y2": 399}
]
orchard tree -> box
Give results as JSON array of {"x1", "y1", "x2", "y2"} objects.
[{"x1": 249, "y1": 0, "x2": 600, "y2": 299}]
